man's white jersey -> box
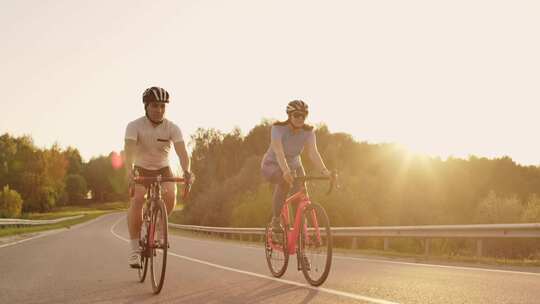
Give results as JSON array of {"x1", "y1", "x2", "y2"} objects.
[{"x1": 125, "y1": 116, "x2": 184, "y2": 170}]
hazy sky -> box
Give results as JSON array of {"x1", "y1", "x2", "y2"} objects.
[{"x1": 1, "y1": 0, "x2": 539, "y2": 166}]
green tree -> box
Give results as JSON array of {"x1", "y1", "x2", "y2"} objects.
[
  {"x1": 522, "y1": 194, "x2": 540, "y2": 222},
  {"x1": 83, "y1": 153, "x2": 127, "y2": 202},
  {"x1": 474, "y1": 190, "x2": 523, "y2": 224},
  {"x1": 63, "y1": 147, "x2": 84, "y2": 175},
  {"x1": 0, "y1": 185, "x2": 23, "y2": 218},
  {"x1": 65, "y1": 174, "x2": 88, "y2": 203},
  {"x1": 84, "y1": 155, "x2": 114, "y2": 202}
]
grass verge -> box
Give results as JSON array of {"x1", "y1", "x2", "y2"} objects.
[{"x1": 0, "y1": 201, "x2": 128, "y2": 238}]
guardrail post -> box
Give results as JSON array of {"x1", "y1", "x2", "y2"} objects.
[
  {"x1": 384, "y1": 238, "x2": 389, "y2": 251},
  {"x1": 424, "y1": 239, "x2": 430, "y2": 256},
  {"x1": 476, "y1": 239, "x2": 483, "y2": 257}
]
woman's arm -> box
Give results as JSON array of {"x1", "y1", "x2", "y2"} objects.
[
  {"x1": 270, "y1": 127, "x2": 294, "y2": 185},
  {"x1": 306, "y1": 134, "x2": 330, "y2": 176},
  {"x1": 270, "y1": 138, "x2": 291, "y2": 175}
]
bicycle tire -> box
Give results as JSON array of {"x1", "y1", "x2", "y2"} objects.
[
  {"x1": 138, "y1": 208, "x2": 151, "y2": 282},
  {"x1": 150, "y1": 201, "x2": 168, "y2": 294},
  {"x1": 264, "y1": 218, "x2": 289, "y2": 277},
  {"x1": 138, "y1": 251, "x2": 149, "y2": 282},
  {"x1": 299, "y1": 203, "x2": 332, "y2": 286}
]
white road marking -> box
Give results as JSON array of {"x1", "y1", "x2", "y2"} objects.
[
  {"x1": 332, "y1": 255, "x2": 540, "y2": 277},
  {"x1": 166, "y1": 231, "x2": 540, "y2": 277},
  {"x1": 110, "y1": 215, "x2": 399, "y2": 304}
]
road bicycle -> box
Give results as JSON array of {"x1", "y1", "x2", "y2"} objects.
[
  {"x1": 132, "y1": 175, "x2": 190, "y2": 294},
  {"x1": 265, "y1": 173, "x2": 336, "y2": 286}
]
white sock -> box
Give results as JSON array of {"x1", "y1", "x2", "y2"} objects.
[{"x1": 130, "y1": 239, "x2": 139, "y2": 252}]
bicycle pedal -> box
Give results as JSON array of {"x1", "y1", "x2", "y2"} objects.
[{"x1": 297, "y1": 255, "x2": 311, "y2": 271}]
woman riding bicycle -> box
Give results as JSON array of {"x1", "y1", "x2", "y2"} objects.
[{"x1": 261, "y1": 100, "x2": 331, "y2": 232}]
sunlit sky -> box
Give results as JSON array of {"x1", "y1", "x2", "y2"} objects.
[{"x1": 1, "y1": 1, "x2": 539, "y2": 166}]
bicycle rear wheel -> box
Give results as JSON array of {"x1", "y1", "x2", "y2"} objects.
[
  {"x1": 299, "y1": 203, "x2": 332, "y2": 286},
  {"x1": 264, "y1": 219, "x2": 289, "y2": 277},
  {"x1": 150, "y1": 201, "x2": 168, "y2": 294}
]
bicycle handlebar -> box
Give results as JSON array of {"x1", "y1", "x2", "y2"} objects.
[
  {"x1": 132, "y1": 176, "x2": 191, "y2": 199},
  {"x1": 133, "y1": 176, "x2": 186, "y2": 183},
  {"x1": 294, "y1": 171, "x2": 338, "y2": 195}
]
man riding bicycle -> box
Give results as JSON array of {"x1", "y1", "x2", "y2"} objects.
[
  {"x1": 261, "y1": 100, "x2": 331, "y2": 233},
  {"x1": 124, "y1": 86, "x2": 192, "y2": 268}
]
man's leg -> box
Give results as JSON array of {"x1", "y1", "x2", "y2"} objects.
[
  {"x1": 163, "y1": 182, "x2": 176, "y2": 216},
  {"x1": 127, "y1": 185, "x2": 145, "y2": 267},
  {"x1": 128, "y1": 184, "x2": 146, "y2": 239}
]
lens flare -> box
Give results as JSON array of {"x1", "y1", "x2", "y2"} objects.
[{"x1": 111, "y1": 151, "x2": 123, "y2": 170}]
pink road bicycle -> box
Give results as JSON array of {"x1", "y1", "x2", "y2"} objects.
[
  {"x1": 132, "y1": 175, "x2": 190, "y2": 294},
  {"x1": 265, "y1": 173, "x2": 337, "y2": 286}
]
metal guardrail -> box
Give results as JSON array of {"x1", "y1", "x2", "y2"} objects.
[
  {"x1": 331, "y1": 223, "x2": 540, "y2": 238},
  {"x1": 0, "y1": 215, "x2": 85, "y2": 228},
  {"x1": 169, "y1": 224, "x2": 265, "y2": 235},
  {"x1": 169, "y1": 222, "x2": 540, "y2": 257},
  {"x1": 170, "y1": 223, "x2": 540, "y2": 238}
]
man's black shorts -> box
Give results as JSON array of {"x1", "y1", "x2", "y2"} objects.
[{"x1": 134, "y1": 166, "x2": 173, "y2": 188}]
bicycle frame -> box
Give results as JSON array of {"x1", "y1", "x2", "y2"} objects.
[
  {"x1": 271, "y1": 190, "x2": 322, "y2": 255},
  {"x1": 142, "y1": 182, "x2": 162, "y2": 255},
  {"x1": 134, "y1": 175, "x2": 188, "y2": 255}
]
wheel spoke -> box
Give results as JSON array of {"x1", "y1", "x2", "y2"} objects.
[
  {"x1": 264, "y1": 220, "x2": 289, "y2": 277},
  {"x1": 150, "y1": 203, "x2": 168, "y2": 293},
  {"x1": 299, "y1": 203, "x2": 332, "y2": 286}
]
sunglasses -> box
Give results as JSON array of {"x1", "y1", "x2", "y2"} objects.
[{"x1": 292, "y1": 112, "x2": 307, "y2": 119}]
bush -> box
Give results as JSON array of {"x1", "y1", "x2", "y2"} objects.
[
  {"x1": 230, "y1": 185, "x2": 272, "y2": 227},
  {"x1": 24, "y1": 186, "x2": 56, "y2": 212},
  {"x1": 0, "y1": 185, "x2": 23, "y2": 218}
]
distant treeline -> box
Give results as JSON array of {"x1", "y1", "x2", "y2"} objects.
[
  {"x1": 177, "y1": 121, "x2": 540, "y2": 228},
  {"x1": 2, "y1": 122, "x2": 540, "y2": 227},
  {"x1": 0, "y1": 133, "x2": 127, "y2": 217}
]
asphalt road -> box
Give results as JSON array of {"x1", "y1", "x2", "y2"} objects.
[{"x1": 1, "y1": 212, "x2": 539, "y2": 304}]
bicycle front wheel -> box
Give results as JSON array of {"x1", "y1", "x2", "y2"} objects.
[
  {"x1": 138, "y1": 220, "x2": 149, "y2": 282},
  {"x1": 150, "y1": 201, "x2": 168, "y2": 294},
  {"x1": 299, "y1": 203, "x2": 332, "y2": 286},
  {"x1": 264, "y1": 219, "x2": 289, "y2": 277},
  {"x1": 138, "y1": 207, "x2": 151, "y2": 282}
]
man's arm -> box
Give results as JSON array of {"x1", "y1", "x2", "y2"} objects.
[
  {"x1": 124, "y1": 139, "x2": 137, "y2": 176},
  {"x1": 173, "y1": 141, "x2": 191, "y2": 174}
]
